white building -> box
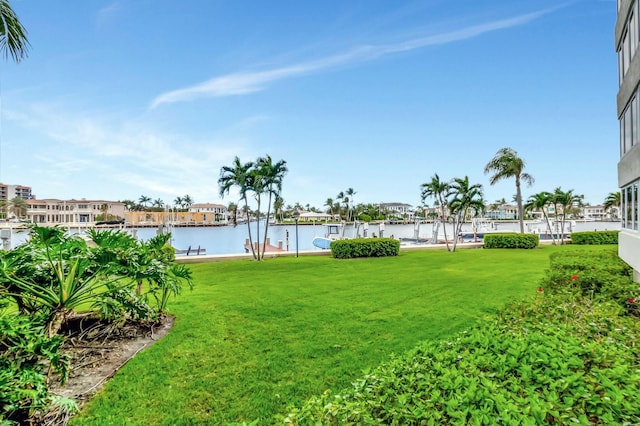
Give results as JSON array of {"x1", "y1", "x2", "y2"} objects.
[{"x1": 25, "y1": 199, "x2": 126, "y2": 225}]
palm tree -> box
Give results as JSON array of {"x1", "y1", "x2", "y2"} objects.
[
  {"x1": 0, "y1": 199, "x2": 7, "y2": 220},
  {"x1": 182, "y1": 195, "x2": 193, "y2": 209},
  {"x1": 152, "y1": 198, "x2": 165, "y2": 209},
  {"x1": 345, "y1": 187, "x2": 357, "y2": 221},
  {"x1": 219, "y1": 157, "x2": 257, "y2": 259},
  {"x1": 421, "y1": 174, "x2": 451, "y2": 251},
  {"x1": 324, "y1": 198, "x2": 334, "y2": 216},
  {"x1": 273, "y1": 195, "x2": 284, "y2": 223},
  {"x1": 525, "y1": 191, "x2": 555, "y2": 244},
  {"x1": 138, "y1": 195, "x2": 151, "y2": 210},
  {"x1": 0, "y1": 0, "x2": 29, "y2": 63},
  {"x1": 173, "y1": 196, "x2": 183, "y2": 211},
  {"x1": 255, "y1": 155, "x2": 288, "y2": 260},
  {"x1": 604, "y1": 191, "x2": 621, "y2": 219},
  {"x1": 484, "y1": 148, "x2": 534, "y2": 233},
  {"x1": 121, "y1": 199, "x2": 136, "y2": 212},
  {"x1": 227, "y1": 202, "x2": 238, "y2": 226},
  {"x1": 447, "y1": 176, "x2": 484, "y2": 252},
  {"x1": 552, "y1": 188, "x2": 582, "y2": 244},
  {"x1": 335, "y1": 192, "x2": 345, "y2": 220},
  {"x1": 8, "y1": 196, "x2": 26, "y2": 218}
]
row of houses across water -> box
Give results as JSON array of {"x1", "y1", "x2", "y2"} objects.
[{"x1": 0, "y1": 184, "x2": 621, "y2": 228}]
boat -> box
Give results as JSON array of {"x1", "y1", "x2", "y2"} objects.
[{"x1": 312, "y1": 222, "x2": 345, "y2": 249}]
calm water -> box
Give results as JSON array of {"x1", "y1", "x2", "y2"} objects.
[{"x1": 6, "y1": 220, "x2": 622, "y2": 255}]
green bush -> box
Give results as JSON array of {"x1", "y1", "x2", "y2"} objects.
[
  {"x1": 0, "y1": 310, "x2": 75, "y2": 425},
  {"x1": 571, "y1": 230, "x2": 619, "y2": 245},
  {"x1": 540, "y1": 249, "x2": 638, "y2": 315},
  {"x1": 483, "y1": 233, "x2": 539, "y2": 249},
  {"x1": 283, "y1": 294, "x2": 640, "y2": 425},
  {"x1": 358, "y1": 213, "x2": 372, "y2": 222},
  {"x1": 330, "y1": 238, "x2": 400, "y2": 259}
]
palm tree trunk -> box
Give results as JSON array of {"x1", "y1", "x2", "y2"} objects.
[
  {"x1": 262, "y1": 192, "x2": 273, "y2": 260},
  {"x1": 255, "y1": 194, "x2": 262, "y2": 260},
  {"x1": 244, "y1": 198, "x2": 257, "y2": 259},
  {"x1": 516, "y1": 177, "x2": 524, "y2": 234},
  {"x1": 542, "y1": 212, "x2": 556, "y2": 245},
  {"x1": 47, "y1": 309, "x2": 69, "y2": 338},
  {"x1": 439, "y1": 196, "x2": 451, "y2": 251}
]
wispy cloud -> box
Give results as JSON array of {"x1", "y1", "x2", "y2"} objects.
[
  {"x1": 3, "y1": 103, "x2": 257, "y2": 202},
  {"x1": 151, "y1": 7, "x2": 557, "y2": 108}
]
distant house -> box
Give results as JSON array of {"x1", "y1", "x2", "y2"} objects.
[
  {"x1": 26, "y1": 199, "x2": 125, "y2": 225},
  {"x1": 380, "y1": 202, "x2": 414, "y2": 220},
  {"x1": 484, "y1": 204, "x2": 518, "y2": 220},
  {"x1": 298, "y1": 211, "x2": 339, "y2": 222},
  {"x1": 188, "y1": 203, "x2": 228, "y2": 222}
]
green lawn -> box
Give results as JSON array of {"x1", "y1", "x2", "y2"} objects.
[{"x1": 72, "y1": 246, "x2": 582, "y2": 425}]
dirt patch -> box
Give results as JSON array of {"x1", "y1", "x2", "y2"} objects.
[{"x1": 49, "y1": 315, "x2": 174, "y2": 406}]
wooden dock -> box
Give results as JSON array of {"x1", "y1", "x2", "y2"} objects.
[{"x1": 243, "y1": 238, "x2": 286, "y2": 253}]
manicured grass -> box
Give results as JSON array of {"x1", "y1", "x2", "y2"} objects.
[{"x1": 72, "y1": 246, "x2": 592, "y2": 425}]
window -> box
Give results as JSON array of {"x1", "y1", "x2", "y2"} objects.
[{"x1": 622, "y1": 180, "x2": 640, "y2": 230}]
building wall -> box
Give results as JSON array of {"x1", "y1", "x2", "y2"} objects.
[{"x1": 617, "y1": 0, "x2": 640, "y2": 278}]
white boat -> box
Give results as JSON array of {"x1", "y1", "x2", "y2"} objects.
[{"x1": 312, "y1": 223, "x2": 345, "y2": 249}]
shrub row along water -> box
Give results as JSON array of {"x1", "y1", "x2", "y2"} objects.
[{"x1": 282, "y1": 247, "x2": 640, "y2": 425}]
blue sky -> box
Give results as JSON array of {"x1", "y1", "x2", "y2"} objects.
[{"x1": 0, "y1": 0, "x2": 618, "y2": 210}]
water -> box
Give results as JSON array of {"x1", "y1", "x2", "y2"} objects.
[{"x1": 5, "y1": 220, "x2": 622, "y2": 255}]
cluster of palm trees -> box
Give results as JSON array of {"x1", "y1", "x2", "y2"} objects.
[
  {"x1": 524, "y1": 188, "x2": 585, "y2": 245},
  {"x1": 121, "y1": 194, "x2": 194, "y2": 212},
  {"x1": 421, "y1": 174, "x2": 485, "y2": 252},
  {"x1": 219, "y1": 155, "x2": 287, "y2": 260},
  {"x1": 325, "y1": 188, "x2": 358, "y2": 221}
]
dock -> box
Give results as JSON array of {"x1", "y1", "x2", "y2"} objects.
[{"x1": 243, "y1": 237, "x2": 285, "y2": 253}]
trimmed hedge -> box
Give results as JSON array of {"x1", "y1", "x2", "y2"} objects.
[
  {"x1": 483, "y1": 233, "x2": 539, "y2": 249},
  {"x1": 330, "y1": 238, "x2": 400, "y2": 259},
  {"x1": 571, "y1": 230, "x2": 619, "y2": 245}
]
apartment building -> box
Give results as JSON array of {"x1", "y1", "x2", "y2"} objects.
[
  {"x1": 0, "y1": 183, "x2": 32, "y2": 201},
  {"x1": 616, "y1": 0, "x2": 640, "y2": 280}
]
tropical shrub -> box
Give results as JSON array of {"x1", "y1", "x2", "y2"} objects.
[
  {"x1": 330, "y1": 238, "x2": 400, "y2": 259},
  {"x1": 540, "y1": 248, "x2": 638, "y2": 314},
  {"x1": 0, "y1": 307, "x2": 75, "y2": 425},
  {"x1": 571, "y1": 230, "x2": 619, "y2": 245},
  {"x1": 483, "y1": 233, "x2": 538, "y2": 249},
  {"x1": 0, "y1": 226, "x2": 193, "y2": 336}
]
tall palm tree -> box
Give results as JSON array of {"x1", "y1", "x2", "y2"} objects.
[
  {"x1": 604, "y1": 191, "x2": 621, "y2": 219},
  {"x1": 421, "y1": 173, "x2": 451, "y2": 251},
  {"x1": 255, "y1": 155, "x2": 288, "y2": 260},
  {"x1": 0, "y1": 0, "x2": 30, "y2": 63},
  {"x1": 138, "y1": 195, "x2": 151, "y2": 210},
  {"x1": 345, "y1": 187, "x2": 357, "y2": 221},
  {"x1": 335, "y1": 192, "x2": 345, "y2": 220},
  {"x1": 324, "y1": 198, "x2": 334, "y2": 216},
  {"x1": 484, "y1": 147, "x2": 534, "y2": 233},
  {"x1": 525, "y1": 191, "x2": 555, "y2": 244},
  {"x1": 447, "y1": 176, "x2": 484, "y2": 252},
  {"x1": 219, "y1": 157, "x2": 257, "y2": 259},
  {"x1": 552, "y1": 187, "x2": 582, "y2": 244}
]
